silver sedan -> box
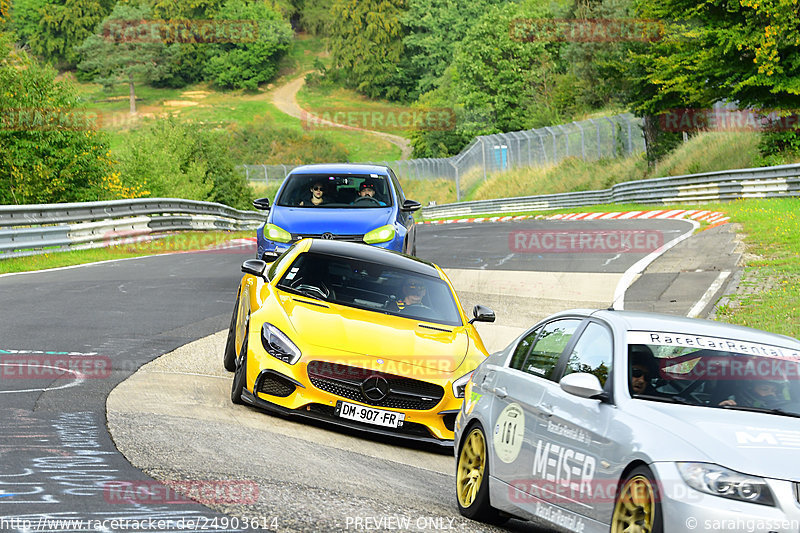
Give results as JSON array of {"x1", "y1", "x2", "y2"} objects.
[{"x1": 454, "y1": 309, "x2": 800, "y2": 533}]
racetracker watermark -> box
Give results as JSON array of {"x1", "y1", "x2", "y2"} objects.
[
  {"x1": 509, "y1": 229, "x2": 664, "y2": 254},
  {"x1": 307, "y1": 358, "x2": 460, "y2": 380},
  {"x1": 0, "y1": 108, "x2": 150, "y2": 132},
  {"x1": 658, "y1": 356, "x2": 800, "y2": 382},
  {"x1": 508, "y1": 477, "x2": 702, "y2": 505},
  {"x1": 509, "y1": 18, "x2": 664, "y2": 43},
  {"x1": 300, "y1": 108, "x2": 456, "y2": 133},
  {"x1": 101, "y1": 19, "x2": 259, "y2": 43},
  {"x1": 103, "y1": 231, "x2": 258, "y2": 255},
  {"x1": 1, "y1": 355, "x2": 111, "y2": 379},
  {"x1": 659, "y1": 108, "x2": 800, "y2": 132},
  {"x1": 103, "y1": 480, "x2": 259, "y2": 505}
]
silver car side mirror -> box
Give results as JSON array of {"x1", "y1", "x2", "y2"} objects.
[{"x1": 560, "y1": 372, "x2": 604, "y2": 399}]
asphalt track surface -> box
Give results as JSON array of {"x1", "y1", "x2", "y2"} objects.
[{"x1": 0, "y1": 219, "x2": 739, "y2": 533}]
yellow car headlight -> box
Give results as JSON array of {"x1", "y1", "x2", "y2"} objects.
[
  {"x1": 453, "y1": 371, "x2": 474, "y2": 398},
  {"x1": 261, "y1": 323, "x2": 302, "y2": 364},
  {"x1": 265, "y1": 223, "x2": 292, "y2": 243},
  {"x1": 363, "y1": 224, "x2": 395, "y2": 244}
]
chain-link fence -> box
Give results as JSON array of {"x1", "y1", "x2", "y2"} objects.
[
  {"x1": 240, "y1": 112, "x2": 644, "y2": 201},
  {"x1": 240, "y1": 164, "x2": 299, "y2": 184}
]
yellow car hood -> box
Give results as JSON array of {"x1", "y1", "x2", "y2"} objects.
[{"x1": 283, "y1": 298, "x2": 469, "y2": 373}]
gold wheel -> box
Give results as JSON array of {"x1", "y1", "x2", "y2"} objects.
[
  {"x1": 611, "y1": 473, "x2": 656, "y2": 533},
  {"x1": 456, "y1": 427, "x2": 486, "y2": 508}
]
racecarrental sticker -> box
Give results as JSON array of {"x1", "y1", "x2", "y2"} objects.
[
  {"x1": 627, "y1": 331, "x2": 800, "y2": 360},
  {"x1": 493, "y1": 403, "x2": 525, "y2": 464}
]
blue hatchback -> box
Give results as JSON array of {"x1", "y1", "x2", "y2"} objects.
[{"x1": 253, "y1": 164, "x2": 421, "y2": 261}]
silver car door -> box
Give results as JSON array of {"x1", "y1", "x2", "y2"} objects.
[
  {"x1": 499, "y1": 318, "x2": 584, "y2": 508},
  {"x1": 481, "y1": 325, "x2": 544, "y2": 491},
  {"x1": 533, "y1": 320, "x2": 616, "y2": 525}
]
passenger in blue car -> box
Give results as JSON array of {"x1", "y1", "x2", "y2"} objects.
[
  {"x1": 352, "y1": 180, "x2": 387, "y2": 206},
  {"x1": 299, "y1": 181, "x2": 330, "y2": 206}
]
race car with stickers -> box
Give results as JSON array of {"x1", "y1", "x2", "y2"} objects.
[
  {"x1": 225, "y1": 238, "x2": 496, "y2": 446},
  {"x1": 454, "y1": 309, "x2": 800, "y2": 533}
]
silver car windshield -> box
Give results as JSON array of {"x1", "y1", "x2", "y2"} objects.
[
  {"x1": 627, "y1": 331, "x2": 800, "y2": 416},
  {"x1": 276, "y1": 252, "x2": 462, "y2": 326}
]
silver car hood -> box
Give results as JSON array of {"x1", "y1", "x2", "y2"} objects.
[{"x1": 627, "y1": 401, "x2": 800, "y2": 481}]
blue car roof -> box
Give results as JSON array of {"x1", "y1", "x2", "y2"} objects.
[{"x1": 288, "y1": 163, "x2": 392, "y2": 175}]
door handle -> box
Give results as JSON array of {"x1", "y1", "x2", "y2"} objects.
[{"x1": 494, "y1": 387, "x2": 508, "y2": 399}]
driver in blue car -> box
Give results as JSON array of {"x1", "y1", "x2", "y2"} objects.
[{"x1": 353, "y1": 180, "x2": 387, "y2": 206}]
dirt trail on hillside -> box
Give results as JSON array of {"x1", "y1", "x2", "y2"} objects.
[{"x1": 271, "y1": 72, "x2": 413, "y2": 160}]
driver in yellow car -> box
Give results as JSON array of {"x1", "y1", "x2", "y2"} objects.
[{"x1": 395, "y1": 279, "x2": 426, "y2": 310}]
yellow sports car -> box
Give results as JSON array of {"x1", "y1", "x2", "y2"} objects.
[{"x1": 224, "y1": 238, "x2": 495, "y2": 446}]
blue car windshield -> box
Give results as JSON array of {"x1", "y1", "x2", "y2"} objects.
[
  {"x1": 276, "y1": 173, "x2": 393, "y2": 208},
  {"x1": 276, "y1": 252, "x2": 463, "y2": 326}
]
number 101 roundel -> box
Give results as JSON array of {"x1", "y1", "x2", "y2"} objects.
[
  {"x1": 455, "y1": 308, "x2": 800, "y2": 532},
  {"x1": 224, "y1": 238, "x2": 496, "y2": 446}
]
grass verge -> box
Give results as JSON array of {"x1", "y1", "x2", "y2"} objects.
[{"x1": 0, "y1": 231, "x2": 254, "y2": 275}]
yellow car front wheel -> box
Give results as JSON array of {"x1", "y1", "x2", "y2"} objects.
[
  {"x1": 230, "y1": 324, "x2": 248, "y2": 405},
  {"x1": 611, "y1": 467, "x2": 663, "y2": 533},
  {"x1": 455, "y1": 423, "x2": 507, "y2": 525}
]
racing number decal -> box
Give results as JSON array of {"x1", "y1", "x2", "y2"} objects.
[{"x1": 493, "y1": 403, "x2": 525, "y2": 463}]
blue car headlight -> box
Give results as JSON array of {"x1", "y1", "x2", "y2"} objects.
[
  {"x1": 677, "y1": 462, "x2": 775, "y2": 506},
  {"x1": 264, "y1": 223, "x2": 292, "y2": 244},
  {"x1": 261, "y1": 323, "x2": 301, "y2": 364},
  {"x1": 364, "y1": 225, "x2": 395, "y2": 244}
]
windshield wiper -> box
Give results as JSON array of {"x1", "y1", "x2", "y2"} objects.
[{"x1": 717, "y1": 405, "x2": 800, "y2": 419}]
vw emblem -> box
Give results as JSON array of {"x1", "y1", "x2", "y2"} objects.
[
  {"x1": 361, "y1": 375, "x2": 390, "y2": 402},
  {"x1": 321, "y1": 232, "x2": 334, "y2": 240}
]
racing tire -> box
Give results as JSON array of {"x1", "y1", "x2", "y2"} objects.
[
  {"x1": 230, "y1": 328, "x2": 248, "y2": 405},
  {"x1": 455, "y1": 423, "x2": 509, "y2": 525},
  {"x1": 611, "y1": 466, "x2": 663, "y2": 533},
  {"x1": 223, "y1": 293, "x2": 240, "y2": 372}
]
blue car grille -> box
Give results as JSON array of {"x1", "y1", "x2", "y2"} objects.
[
  {"x1": 306, "y1": 361, "x2": 444, "y2": 411},
  {"x1": 291, "y1": 234, "x2": 364, "y2": 243}
]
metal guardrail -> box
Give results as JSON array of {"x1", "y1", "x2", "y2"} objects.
[
  {"x1": 421, "y1": 163, "x2": 800, "y2": 218},
  {"x1": 0, "y1": 198, "x2": 266, "y2": 258}
]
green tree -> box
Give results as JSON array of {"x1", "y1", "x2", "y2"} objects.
[
  {"x1": 28, "y1": 0, "x2": 115, "y2": 67},
  {"x1": 293, "y1": 0, "x2": 331, "y2": 35},
  {"x1": 203, "y1": 0, "x2": 293, "y2": 90},
  {"x1": 328, "y1": 0, "x2": 412, "y2": 101},
  {"x1": 76, "y1": 3, "x2": 176, "y2": 114},
  {"x1": 0, "y1": 37, "x2": 129, "y2": 204},
  {"x1": 411, "y1": 3, "x2": 560, "y2": 156},
  {"x1": 620, "y1": 0, "x2": 800, "y2": 161},
  {"x1": 402, "y1": 0, "x2": 506, "y2": 97}
]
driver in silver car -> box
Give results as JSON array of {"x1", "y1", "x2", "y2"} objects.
[{"x1": 629, "y1": 344, "x2": 660, "y2": 396}]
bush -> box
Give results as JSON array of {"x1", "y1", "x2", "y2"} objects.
[
  {"x1": 228, "y1": 123, "x2": 349, "y2": 165},
  {"x1": 117, "y1": 119, "x2": 252, "y2": 209}
]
